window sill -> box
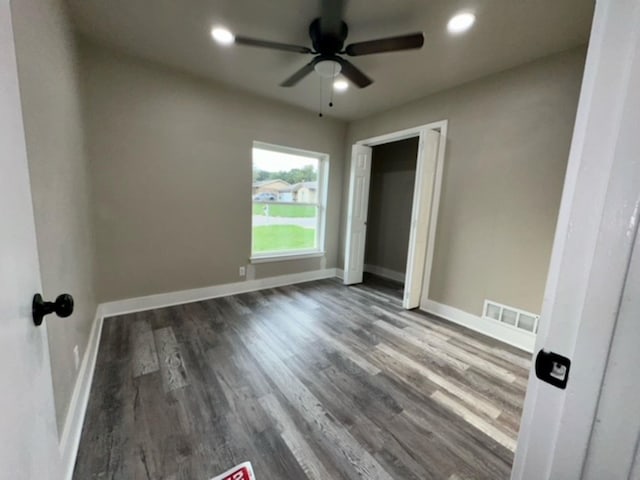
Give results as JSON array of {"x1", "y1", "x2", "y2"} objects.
[{"x1": 250, "y1": 251, "x2": 325, "y2": 264}]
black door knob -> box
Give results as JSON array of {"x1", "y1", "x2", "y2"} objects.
[{"x1": 32, "y1": 293, "x2": 74, "y2": 326}]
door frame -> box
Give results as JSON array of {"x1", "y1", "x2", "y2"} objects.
[
  {"x1": 345, "y1": 120, "x2": 447, "y2": 309},
  {"x1": 512, "y1": 0, "x2": 640, "y2": 477}
]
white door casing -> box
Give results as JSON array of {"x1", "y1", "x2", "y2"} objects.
[
  {"x1": 581, "y1": 221, "x2": 640, "y2": 479},
  {"x1": 512, "y1": 0, "x2": 640, "y2": 478},
  {"x1": 343, "y1": 144, "x2": 372, "y2": 285},
  {"x1": 404, "y1": 130, "x2": 440, "y2": 308},
  {"x1": 343, "y1": 122, "x2": 447, "y2": 303},
  {"x1": 578, "y1": 7, "x2": 640, "y2": 476},
  {"x1": 0, "y1": 2, "x2": 61, "y2": 478}
]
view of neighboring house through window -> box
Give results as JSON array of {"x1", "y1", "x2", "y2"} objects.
[{"x1": 251, "y1": 142, "x2": 328, "y2": 259}]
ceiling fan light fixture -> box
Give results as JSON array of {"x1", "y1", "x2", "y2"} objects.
[
  {"x1": 314, "y1": 59, "x2": 342, "y2": 78},
  {"x1": 447, "y1": 12, "x2": 475, "y2": 34},
  {"x1": 211, "y1": 26, "x2": 235, "y2": 45},
  {"x1": 333, "y1": 79, "x2": 349, "y2": 92}
]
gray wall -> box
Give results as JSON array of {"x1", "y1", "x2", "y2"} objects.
[
  {"x1": 365, "y1": 138, "x2": 418, "y2": 276},
  {"x1": 343, "y1": 47, "x2": 586, "y2": 316},
  {"x1": 79, "y1": 41, "x2": 347, "y2": 302},
  {"x1": 11, "y1": 0, "x2": 97, "y2": 432}
]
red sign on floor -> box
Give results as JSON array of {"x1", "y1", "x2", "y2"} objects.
[{"x1": 211, "y1": 461, "x2": 255, "y2": 480}]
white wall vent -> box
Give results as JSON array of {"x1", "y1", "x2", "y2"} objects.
[{"x1": 483, "y1": 300, "x2": 540, "y2": 335}]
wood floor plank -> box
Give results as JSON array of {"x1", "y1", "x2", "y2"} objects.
[
  {"x1": 375, "y1": 342, "x2": 503, "y2": 420},
  {"x1": 399, "y1": 404, "x2": 512, "y2": 478},
  {"x1": 74, "y1": 275, "x2": 528, "y2": 480},
  {"x1": 403, "y1": 325, "x2": 518, "y2": 382},
  {"x1": 259, "y1": 393, "x2": 336, "y2": 480},
  {"x1": 373, "y1": 308, "x2": 520, "y2": 383},
  {"x1": 285, "y1": 353, "x2": 435, "y2": 480},
  {"x1": 224, "y1": 295, "x2": 252, "y2": 316},
  {"x1": 73, "y1": 318, "x2": 135, "y2": 479},
  {"x1": 431, "y1": 390, "x2": 518, "y2": 452},
  {"x1": 154, "y1": 327, "x2": 189, "y2": 393},
  {"x1": 130, "y1": 372, "x2": 186, "y2": 478},
  {"x1": 130, "y1": 317, "x2": 159, "y2": 378},
  {"x1": 286, "y1": 305, "x2": 382, "y2": 376},
  {"x1": 372, "y1": 319, "x2": 470, "y2": 372},
  {"x1": 236, "y1": 323, "x2": 396, "y2": 480},
  {"x1": 398, "y1": 309, "x2": 531, "y2": 369}
]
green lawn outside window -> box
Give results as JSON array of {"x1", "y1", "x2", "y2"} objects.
[{"x1": 252, "y1": 225, "x2": 316, "y2": 253}]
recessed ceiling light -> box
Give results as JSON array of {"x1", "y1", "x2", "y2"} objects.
[
  {"x1": 447, "y1": 12, "x2": 475, "y2": 34},
  {"x1": 333, "y1": 79, "x2": 349, "y2": 92},
  {"x1": 211, "y1": 26, "x2": 235, "y2": 45}
]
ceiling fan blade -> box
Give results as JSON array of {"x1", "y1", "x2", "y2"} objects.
[
  {"x1": 336, "y1": 58, "x2": 373, "y2": 88},
  {"x1": 280, "y1": 61, "x2": 316, "y2": 87},
  {"x1": 345, "y1": 32, "x2": 424, "y2": 56},
  {"x1": 235, "y1": 35, "x2": 312, "y2": 54},
  {"x1": 320, "y1": 0, "x2": 346, "y2": 37}
]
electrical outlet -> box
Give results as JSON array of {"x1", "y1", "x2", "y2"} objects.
[
  {"x1": 73, "y1": 345, "x2": 80, "y2": 371},
  {"x1": 239, "y1": 266, "x2": 246, "y2": 277}
]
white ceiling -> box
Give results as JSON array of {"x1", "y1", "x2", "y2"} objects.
[{"x1": 66, "y1": 0, "x2": 594, "y2": 120}]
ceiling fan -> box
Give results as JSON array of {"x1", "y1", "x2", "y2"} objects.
[{"x1": 229, "y1": 0, "x2": 424, "y2": 88}]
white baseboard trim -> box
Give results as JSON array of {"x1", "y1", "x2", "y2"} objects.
[
  {"x1": 421, "y1": 299, "x2": 535, "y2": 353},
  {"x1": 59, "y1": 305, "x2": 105, "y2": 480},
  {"x1": 101, "y1": 268, "x2": 339, "y2": 318},
  {"x1": 363, "y1": 264, "x2": 406, "y2": 283},
  {"x1": 335, "y1": 268, "x2": 344, "y2": 280}
]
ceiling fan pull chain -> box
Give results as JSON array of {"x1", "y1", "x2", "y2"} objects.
[
  {"x1": 329, "y1": 64, "x2": 336, "y2": 107},
  {"x1": 318, "y1": 76, "x2": 324, "y2": 117}
]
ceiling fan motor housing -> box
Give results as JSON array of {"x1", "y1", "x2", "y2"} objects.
[{"x1": 310, "y1": 18, "x2": 348, "y2": 54}]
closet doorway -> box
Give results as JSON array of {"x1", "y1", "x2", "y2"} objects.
[
  {"x1": 343, "y1": 121, "x2": 447, "y2": 309},
  {"x1": 363, "y1": 138, "x2": 419, "y2": 299}
]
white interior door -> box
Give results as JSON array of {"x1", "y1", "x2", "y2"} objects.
[
  {"x1": 405, "y1": 129, "x2": 440, "y2": 309},
  {"x1": 0, "y1": 4, "x2": 61, "y2": 478},
  {"x1": 343, "y1": 144, "x2": 372, "y2": 285}
]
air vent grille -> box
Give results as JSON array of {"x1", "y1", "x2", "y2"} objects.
[{"x1": 483, "y1": 300, "x2": 540, "y2": 334}]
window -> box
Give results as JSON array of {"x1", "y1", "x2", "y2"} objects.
[{"x1": 251, "y1": 142, "x2": 328, "y2": 261}]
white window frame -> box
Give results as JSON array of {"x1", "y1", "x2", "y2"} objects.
[{"x1": 250, "y1": 141, "x2": 329, "y2": 263}]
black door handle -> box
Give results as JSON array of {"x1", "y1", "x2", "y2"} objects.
[
  {"x1": 32, "y1": 293, "x2": 74, "y2": 326},
  {"x1": 535, "y1": 349, "x2": 571, "y2": 389}
]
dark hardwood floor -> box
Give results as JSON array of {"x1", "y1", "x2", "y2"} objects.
[{"x1": 74, "y1": 276, "x2": 531, "y2": 480}]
